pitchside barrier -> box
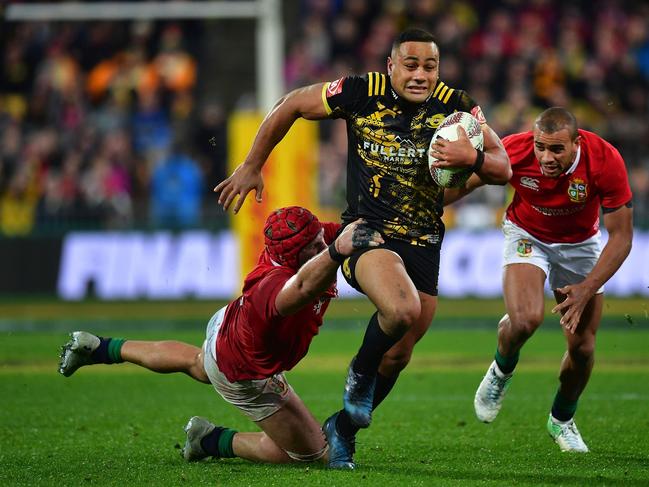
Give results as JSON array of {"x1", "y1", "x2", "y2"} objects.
[{"x1": 1, "y1": 229, "x2": 646, "y2": 299}]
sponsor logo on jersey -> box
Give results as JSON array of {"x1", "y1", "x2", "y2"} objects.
[
  {"x1": 471, "y1": 106, "x2": 486, "y2": 124},
  {"x1": 520, "y1": 176, "x2": 540, "y2": 191},
  {"x1": 532, "y1": 204, "x2": 585, "y2": 216},
  {"x1": 326, "y1": 77, "x2": 344, "y2": 97},
  {"x1": 313, "y1": 297, "x2": 325, "y2": 314},
  {"x1": 516, "y1": 239, "x2": 533, "y2": 257},
  {"x1": 361, "y1": 140, "x2": 426, "y2": 161},
  {"x1": 568, "y1": 178, "x2": 588, "y2": 203}
]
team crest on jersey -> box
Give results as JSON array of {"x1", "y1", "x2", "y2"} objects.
[
  {"x1": 516, "y1": 239, "x2": 533, "y2": 257},
  {"x1": 568, "y1": 178, "x2": 588, "y2": 203},
  {"x1": 326, "y1": 78, "x2": 344, "y2": 97},
  {"x1": 424, "y1": 113, "x2": 446, "y2": 129}
]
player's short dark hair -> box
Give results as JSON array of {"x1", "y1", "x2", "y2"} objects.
[
  {"x1": 392, "y1": 28, "x2": 436, "y2": 51},
  {"x1": 535, "y1": 107, "x2": 578, "y2": 140}
]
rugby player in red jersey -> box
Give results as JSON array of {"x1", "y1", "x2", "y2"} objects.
[
  {"x1": 446, "y1": 107, "x2": 633, "y2": 452},
  {"x1": 58, "y1": 206, "x2": 383, "y2": 465}
]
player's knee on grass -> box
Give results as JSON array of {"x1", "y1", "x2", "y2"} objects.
[
  {"x1": 188, "y1": 350, "x2": 209, "y2": 383},
  {"x1": 285, "y1": 444, "x2": 328, "y2": 462}
]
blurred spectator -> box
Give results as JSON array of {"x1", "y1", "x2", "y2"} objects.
[
  {"x1": 192, "y1": 102, "x2": 227, "y2": 192},
  {"x1": 0, "y1": 167, "x2": 39, "y2": 235},
  {"x1": 150, "y1": 140, "x2": 203, "y2": 229},
  {"x1": 131, "y1": 90, "x2": 172, "y2": 165}
]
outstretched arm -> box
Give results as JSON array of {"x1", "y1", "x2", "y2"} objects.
[
  {"x1": 552, "y1": 205, "x2": 633, "y2": 333},
  {"x1": 214, "y1": 83, "x2": 329, "y2": 213},
  {"x1": 275, "y1": 221, "x2": 383, "y2": 316}
]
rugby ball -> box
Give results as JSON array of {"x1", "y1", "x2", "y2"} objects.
[{"x1": 428, "y1": 111, "x2": 484, "y2": 188}]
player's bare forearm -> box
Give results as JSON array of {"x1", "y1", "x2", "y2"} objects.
[
  {"x1": 214, "y1": 84, "x2": 329, "y2": 212},
  {"x1": 552, "y1": 206, "x2": 633, "y2": 331},
  {"x1": 474, "y1": 125, "x2": 511, "y2": 185},
  {"x1": 581, "y1": 206, "x2": 633, "y2": 292},
  {"x1": 275, "y1": 220, "x2": 383, "y2": 315},
  {"x1": 244, "y1": 84, "x2": 328, "y2": 166}
]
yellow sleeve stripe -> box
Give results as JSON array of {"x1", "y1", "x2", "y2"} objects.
[
  {"x1": 437, "y1": 85, "x2": 449, "y2": 102},
  {"x1": 432, "y1": 81, "x2": 455, "y2": 104},
  {"x1": 433, "y1": 81, "x2": 445, "y2": 98},
  {"x1": 321, "y1": 82, "x2": 333, "y2": 115},
  {"x1": 442, "y1": 88, "x2": 455, "y2": 104},
  {"x1": 367, "y1": 73, "x2": 386, "y2": 97}
]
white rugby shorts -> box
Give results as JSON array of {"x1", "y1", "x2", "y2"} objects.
[
  {"x1": 502, "y1": 219, "x2": 604, "y2": 293},
  {"x1": 202, "y1": 307, "x2": 292, "y2": 422}
]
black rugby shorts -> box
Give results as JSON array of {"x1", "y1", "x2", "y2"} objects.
[{"x1": 340, "y1": 237, "x2": 440, "y2": 296}]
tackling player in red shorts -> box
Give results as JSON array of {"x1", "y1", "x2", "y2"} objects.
[
  {"x1": 447, "y1": 107, "x2": 633, "y2": 452},
  {"x1": 58, "y1": 206, "x2": 383, "y2": 465}
]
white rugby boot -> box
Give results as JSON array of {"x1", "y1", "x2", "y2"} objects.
[
  {"x1": 474, "y1": 360, "x2": 513, "y2": 423},
  {"x1": 547, "y1": 415, "x2": 589, "y2": 452},
  {"x1": 182, "y1": 416, "x2": 217, "y2": 461}
]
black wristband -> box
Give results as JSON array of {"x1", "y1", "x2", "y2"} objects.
[
  {"x1": 471, "y1": 149, "x2": 485, "y2": 173},
  {"x1": 328, "y1": 242, "x2": 346, "y2": 264}
]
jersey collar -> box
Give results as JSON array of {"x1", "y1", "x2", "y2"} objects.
[{"x1": 565, "y1": 145, "x2": 581, "y2": 175}]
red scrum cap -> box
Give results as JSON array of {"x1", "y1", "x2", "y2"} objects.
[{"x1": 263, "y1": 206, "x2": 322, "y2": 269}]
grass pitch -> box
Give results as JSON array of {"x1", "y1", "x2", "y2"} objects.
[{"x1": 1, "y1": 301, "x2": 648, "y2": 486}]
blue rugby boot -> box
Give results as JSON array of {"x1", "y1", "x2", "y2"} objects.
[
  {"x1": 322, "y1": 412, "x2": 355, "y2": 470},
  {"x1": 343, "y1": 357, "x2": 376, "y2": 428}
]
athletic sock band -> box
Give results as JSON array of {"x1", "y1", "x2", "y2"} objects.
[
  {"x1": 217, "y1": 428, "x2": 236, "y2": 458},
  {"x1": 108, "y1": 338, "x2": 126, "y2": 363},
  {"x1": 495, "y1": 348, "x2": 519, "y2": 375},
  {"x1": 551, "y1": 390, "x2": 578, "y2": 422},
  {"x1": 200, "y1": 427, "x2": 237, "y2": 458},
  {"x1": 91, "y1": 337, "x2": 126, "y2": 364}
]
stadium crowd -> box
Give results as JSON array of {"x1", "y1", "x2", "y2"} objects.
[{"x1": 1, "y1": 0, "x2": 648, "y2": 236}]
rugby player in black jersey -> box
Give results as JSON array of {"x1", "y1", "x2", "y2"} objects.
[{"x1": 215, "y1": 28, "x2": 511, "y2": 469}]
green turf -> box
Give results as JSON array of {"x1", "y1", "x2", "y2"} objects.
[
  {"x1": 0, "y1": 296, "x2": 647, "y2": 321},
  {"x1": 1, "y1": 322, "x2": 648, "y2": 486}
]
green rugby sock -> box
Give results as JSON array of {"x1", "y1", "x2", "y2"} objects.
[
  {"x1": 551, "y1": 390, "x2": 578, "y2": 422},
  {"x1": 201, "y1": 427, "x2": 237, "y2": 458},
  {"x1": 495, "y1": 348, "x2": 519, "y2": 375},
  {"x1": 217, "y1": 428, "x2": 236, "y2": 458},
  {"x1": 91, "y1": 337, "x2": 126, "y2": 364},
  {"x1": 107, "y1": 338, "x2": 126, "y2": 363}
]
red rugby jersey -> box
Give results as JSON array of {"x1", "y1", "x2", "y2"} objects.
[
  {"x1": 504, "y1": 130, "x2": 632, "y2": 243},
  {"x1": 215, "y1": 222, "x2": 340, "y2": 382}
]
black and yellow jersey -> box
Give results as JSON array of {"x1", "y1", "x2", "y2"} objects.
[{"x1": 322, "y1": 72, "x2": 480, "y2": 246}]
